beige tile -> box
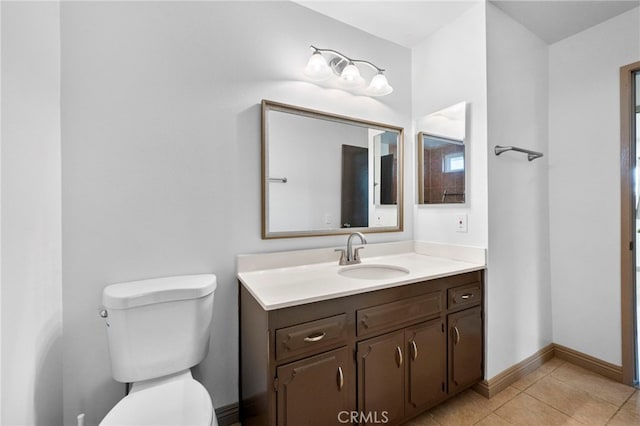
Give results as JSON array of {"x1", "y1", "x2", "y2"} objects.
[
  {"x1": 607, "y1": 408, "x2": 640, "y2": 426},
  {"x1": 495, "y1": 393, "x2": 582, "y2": 425},
  {"x1": 475, "y1": 413, "x2": 512, "y2": 426},
  {"x1": 402, "y1": 411, "x2": 441, "y2": 426},
  {"x1": 525, "y1": 375, "x2": 618, "y2": 425},
  {"x1": 537, "y1": 357, "x2": 566, "y2": 374},
  {"x1": 509, "y1": 358, "x2": 566, "y2": 391},
  {"x1": 550, "y1": 363, "x2": 635, "y2": 407},
  {"x1": 511, "y1": 368, "x2": 550, "y2": 391},
  {"x1": 474, "y1": 386, "x2": 521, "y2": 411},
  {"x1": 619, "y1": 390, "x2": 640, "y2": 415},
  {"x1": 429, "y1": 389, "x2": 492, "y2": 426}
]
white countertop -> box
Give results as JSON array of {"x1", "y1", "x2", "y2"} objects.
[{"x1": 238, "y1": 241, "x2": 486, "y2": 311}]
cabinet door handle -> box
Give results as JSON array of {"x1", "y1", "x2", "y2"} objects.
[
  {"x1": 460, "y1": 293, "x2": 474, "y2": 300},
  {"x1": 337, "y1": 367, "x2": 344, "y2": 391},
  {"x1": 395, "y1": 346, "x2": 403, "y2": 367},
  {"x1": 303, "y1": 331, "x2": 326, "y2": 342},
  {"x1": 453, "y1": 326, "x2": 460, "y2": 344},
  {"x1": 410, "y1": 340, "x2": 418, "y2": 361}
]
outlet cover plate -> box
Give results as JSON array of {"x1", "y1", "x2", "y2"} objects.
[{"x1": 455, "y1": 214, "x2": 468, "y2": 233}]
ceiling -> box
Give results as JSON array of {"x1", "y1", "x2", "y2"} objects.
[
  {"x1": 492, "y1": 0, "x2": 640, "y2": 44},
  {"x1": 295, "y1": 1, "x2": 480, "y2": 48},
  {"x1": 294, "y1": 0, "x2": 640, "y2": 47}
]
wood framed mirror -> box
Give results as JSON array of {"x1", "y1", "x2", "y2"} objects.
[
  {"x1": 417, "y1": 102, "x2": 467, "y2": 204},
  {"x1": 261, "y1": 100, "x2": 404, "y2": 239}
]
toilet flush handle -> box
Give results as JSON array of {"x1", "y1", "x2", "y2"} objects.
[{"x1": 99, "y1": 309, "x2": 108, "y2": 318}]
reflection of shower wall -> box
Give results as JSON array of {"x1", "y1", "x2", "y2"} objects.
[{"x1": 423, "y1": 144, "x2": 464, "y2": 203}]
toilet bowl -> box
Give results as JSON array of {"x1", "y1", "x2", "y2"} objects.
[
  {"x1": 99, "y1": 274, "x2": 218, "y2": 426},
  {"x1": 100, "y1": 370, "x2": 217, "y2": 426}
]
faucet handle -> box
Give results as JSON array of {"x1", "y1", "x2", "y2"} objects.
[
  {"x1": 353, "y1": 246, "x2": 365, "y2": 263},
  {"x1": 334, "y1": 249, "x2": 347, "y2": 265}
]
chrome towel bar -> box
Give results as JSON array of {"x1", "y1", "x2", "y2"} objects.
[
  {"x1": 268, "y1": 177, "x2": 288, "y2": 183},
  {"x1": 494, "y1": 145, "x2": 543, "y2": 162}
]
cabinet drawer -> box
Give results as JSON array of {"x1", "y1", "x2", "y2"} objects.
[
  {"x1": 357, "y1": 291, "x2": 442, "y2": 337},
  {"x1": 447, "y1": 283, "x2": 481, "y2": 310},
  {"x1": 275, "y1": 314, "x2": 347, "y2": 361}
]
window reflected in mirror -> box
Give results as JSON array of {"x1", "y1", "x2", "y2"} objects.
[{"x1": 417, "y1": 102, "x2": 467, "y2": 204}]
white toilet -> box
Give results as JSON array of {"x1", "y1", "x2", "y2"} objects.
[{"x1": 99, "y1": 274, "x2": 218, "y2": 426}]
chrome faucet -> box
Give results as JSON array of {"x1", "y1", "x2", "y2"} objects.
[{"x1": 336, "y1": 232, "x2": 367, "y2": 265}]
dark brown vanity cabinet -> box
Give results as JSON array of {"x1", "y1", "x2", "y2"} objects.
[
  {"x1": 357, "y1": 330, "x2": 406, "y2": 425},
  {"x1": 448, "y1": 306, "x2": 483, "y2": 394},
  {"x1": 406, "y1": 319, "x2": 447, "y2": 413},
  {"x1": 276, "y1": 347, "x2": 351, "y2": 425},
  {"x1": 357, "y1": 319, "x2": 447, "y2": 425},
  {"x1": 446, "y1": 281, "x2": 483, "y2": 394},
  {"x1": 240, "y1": 270, "x2": 484, "y2": 426}
]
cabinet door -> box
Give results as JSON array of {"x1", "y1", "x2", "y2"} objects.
[
  {"x1": 405, "y1": 319, "x2": 446, "y2": 414},
  {"x1": 357, "y1": 330, "x2": 405, "y2": 425},
  {"x1": 276, "y1": 347, "x2": 351, "y2": 425},
  {"x1": 448, "y1": 306, "x2": 483, "y2": 394}
]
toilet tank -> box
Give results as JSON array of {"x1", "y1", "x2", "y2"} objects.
[{"x1": 102, "y1": 274, "x2": 216, "y2": 383}]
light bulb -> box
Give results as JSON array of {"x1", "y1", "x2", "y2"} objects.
[
  {"x1": 366, "y1": 72, "x2": 393, "y2": 96},
  {"x1": 339, "y1": 62, "x2": 365, "y2": 88},
  {"x1": 304, "y1": 52, "x2": 332, "y2": 81}
]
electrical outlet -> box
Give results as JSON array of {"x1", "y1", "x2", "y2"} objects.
[{"x1": 455, "y1": 214, "x2": 468, "y2": 233}]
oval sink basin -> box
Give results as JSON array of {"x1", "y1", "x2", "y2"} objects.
[{"x1": 338, "y1": 264, "x2": 410, "y2": 280}]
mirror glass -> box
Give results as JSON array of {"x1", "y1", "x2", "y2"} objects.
[
  {"x1": 417, "y1": 102, "x2": 466, "y2": 204},
  {"x1": 262, "y1": 100, "x2": 404, "y2": 238}
]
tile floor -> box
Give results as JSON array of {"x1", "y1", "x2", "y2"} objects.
[{"x1": 404, "y1": 358, "x2": 639, "y2": 425}]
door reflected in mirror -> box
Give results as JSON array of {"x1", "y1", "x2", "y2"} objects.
[
  {"x1": 262, "y1": 100, "x2": 404, "y2": 239},
  {"x1": 417, "y1": 102, "x2": 466, "y2": 204}
]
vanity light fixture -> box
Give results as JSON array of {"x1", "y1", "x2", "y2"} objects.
[
  {"x1": 303, "y1": 45, "x2": 394, "y2": 97},
  {"x1": 304, "y1": 50, "x2": 333, "y2": 81}
]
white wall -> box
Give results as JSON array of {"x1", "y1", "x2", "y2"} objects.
[
  {"x1": 60, "y1": 2, "x2": 412, "y2": 424},
  {"x1": 485, "y1": 4, "x2": 552, "y2": 379},
  {"x1": 549, "y1": 7, "x2": 640, "y2": 365},
  {"x1": 1, "y1": 2, "x2": 63, "y2": 425},
  {"x1": 412, "y1": 4, "x2": 489, "y2": 248}
]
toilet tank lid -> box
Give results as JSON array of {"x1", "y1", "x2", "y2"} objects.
[{"x1": 103, "y1": 274, "x2": 217, "y2": 309}]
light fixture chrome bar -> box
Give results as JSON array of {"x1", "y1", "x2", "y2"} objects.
[
  {"x1": 494, "y1": 145, "x2": 543, "y2": 161},
  {"x1": 352, "y1": 59, "x2": 385, "y2": 73},
  {"x1": 310, "y1": 45, "x2": 385, "y2": 73}
]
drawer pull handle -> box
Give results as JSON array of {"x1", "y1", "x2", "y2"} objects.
[
  {"x1": 410, "y1": 340, "x2": 418, "y2": 361},
  {"x1": 337, "y1": 367, "x2": 344, "y2": 391},
  {"x1": 460, "y1": 293, "x2": 474, "y2": 300},
  {"x1": 395, "y1": 346, "x2": 403, "y2": 367},
  {"x1": 453, "y1": 326, "x2": 460, "y2": 344},
  {"x1": 303, "y1": 332, "x2": 326, "y2": 342}
]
